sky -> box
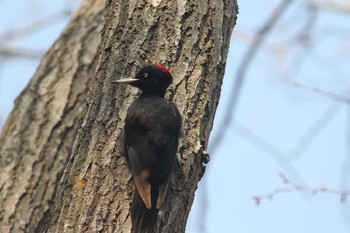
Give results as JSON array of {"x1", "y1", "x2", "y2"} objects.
[{"x1": 1, "y1": 1, "x2": 349, "y2": 233}]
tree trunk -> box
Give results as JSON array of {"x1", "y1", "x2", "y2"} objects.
[
  {"x1": 0, "y1": 0, "x2": 238, "y2": 232},
  {"x1": 0, "y1": 0, "x2": 104, "y2": 232},
  {"x1": 46, "y1": 0, "x2": 237, "y2": 232}
]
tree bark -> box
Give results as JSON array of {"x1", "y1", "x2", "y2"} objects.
[
  {"x1": 46, "y1": 0, "x2": 237, "y2": 232},
  {"x1": 0, "y1": 0, "x2": 104, "y2": 232},
  {"x1": 0, "y1": 0, "x2": 238, "y2": 232}
]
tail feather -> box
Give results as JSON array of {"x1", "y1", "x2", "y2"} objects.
[{"x1": 131, "y1": 189, "x2": 158, "y2": 233}]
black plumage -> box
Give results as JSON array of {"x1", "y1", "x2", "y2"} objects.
[{"x1": 112, "y1": 64, "x2": 182, "y2": 233}]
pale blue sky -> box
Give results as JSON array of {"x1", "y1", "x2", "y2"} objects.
[{"x1": 1, "y1": 1, "x2": 349, "y2": 233}]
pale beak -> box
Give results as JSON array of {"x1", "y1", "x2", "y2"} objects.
[{"x1": 111, "y1": 78, "x2": 139, "y2": 84}]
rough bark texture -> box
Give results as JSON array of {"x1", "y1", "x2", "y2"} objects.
[
  {"x1": 0, "y1": 0, "x2": 104, "y2": 232},
  {"x1": 46, "y1": 0, "x2": 238, "y2": 232}
]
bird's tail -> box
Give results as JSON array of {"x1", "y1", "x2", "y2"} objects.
[{"x1": 131, "y1": 189, "x2": 159, "y2": 233}]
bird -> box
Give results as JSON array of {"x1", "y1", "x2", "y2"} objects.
[{"x1": 112, "y1": 64, "x2": 182, "y2": 233}]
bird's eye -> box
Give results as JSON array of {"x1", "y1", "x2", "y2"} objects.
[{"x1": 143, "y1": 73, "x2": 148, "y2": 78}]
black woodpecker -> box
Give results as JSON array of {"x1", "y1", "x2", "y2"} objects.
[{"x1": 112, "y1": 64, "x2": 182, "y2": 233}]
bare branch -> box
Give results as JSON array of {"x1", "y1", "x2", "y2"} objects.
[
  {"x1": 294, "y1": 82, "x2": 350, "y2": 104},
  {"x1": 0, "y1": 10, "x2": 70, "y2": 41},
  {"x1": 288, "y1": 103, "x2": 342, "y2": 161},
  {"x1": 341, "y1": 108, "x2": 350, "y2": 230},
  {"x1": 287, "y1": 4, "x2": 318, "y2": 77},
  {"x1": 253, "y1": 172, "x2": 350, "y2": 205},
  {"x1": 234, "y1": 122, "x2": 305, "y2": 184},
  {"x1": 0, "y1": 46, "x2": 44, "y2": 59},
  {"x1": 308, "y1": 0, "x2": 350, "y2": 14}
]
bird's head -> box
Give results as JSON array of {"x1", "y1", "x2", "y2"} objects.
[{"x1": 112, "y1": 64, "x2": 173, "y2": 97}]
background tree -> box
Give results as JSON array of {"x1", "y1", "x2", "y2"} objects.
[
  {"x1": 0, "y1": 0, "x2": 237, "y2": 232},
  {"x1": 0, "y1": 0, "x2": 104, "y2": 232}
]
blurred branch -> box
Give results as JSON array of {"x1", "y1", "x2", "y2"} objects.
[
  {"x1": 234, "y1": 121, "x2": 305, "y2": 184},
  {"x1": 308, "y1": 0, "x2": 350, "y2": 14},
  {"x1": 287, "y1": 4, "x2": 318, "y2": 77},
  {"x1": 0, "y1": 10, "x2": 70, "y2": 41},
  {"x1": 0, "y1": 9, "x2": 70, "y2": 60},
  {"x1": 288, "y1": 103, "x2": 342, "y2": 160},
  {"x1": 297, "y1": 4, "x2": 318, "y2": 46},
  {"x1": 209, "y1": 0, "x2": 295, "y2": 154},
  {"x1": 253, "y1": 172, "x2": 350, "y2": 205},
  {"x1": 0, "y1": 46, "x2": 44, "y2": 59},
  {"x1": 317, "y1": 25, "x2": 350, "y2": 43},
  {"x1": 294, "y1": 82, "x2": 350, "y2": 104},
  {"x1": 341, "y1": 107, "x2": 350, "y2": 231}
]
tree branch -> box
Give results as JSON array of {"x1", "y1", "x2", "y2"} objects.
[
  {"x1": 0, "y1": 46, "x2": 44, "y2": 59},
  {"x1": 0, "y1": 10, "x2": 70, "y2": 41},
  {"x1": 253, "y1": 172, "x2": 350, "y2": 205},
  {"x1": 294, "y1": 82, "x2": 350, "y2": 104},
  {"x1": 308, "y1": 0, "x2": 350, "y2": 14}
]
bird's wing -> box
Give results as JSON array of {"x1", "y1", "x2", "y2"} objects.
[
  {"x1": 156, "y1": 176, "x2": 170, "y2": 209},
  {"x1": 127, "y1": 147, "x2": 153, "y2": 209},
  {"x1": 133, "y1": 170, "x2": 152, "y2": 209},
  {"x1": 155, "y1": 102, "x2": 182, "y2": 209}
]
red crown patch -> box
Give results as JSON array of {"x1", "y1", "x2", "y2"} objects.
[{"x1": 155, "y1": 64, "x2": 171, "y2": 74}]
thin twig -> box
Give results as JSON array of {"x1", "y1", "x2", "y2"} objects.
[{"x1": 253, "y1": 172, "x2": 350, "y2": 205}]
